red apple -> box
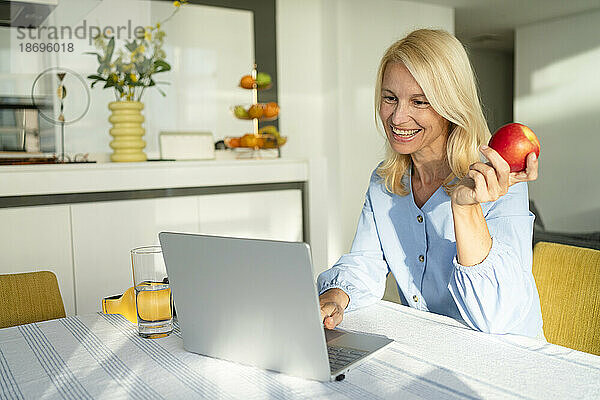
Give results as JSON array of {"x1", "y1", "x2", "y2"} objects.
[{"x1": 488, "y1": 123, "x2": 540, "y2": 172}]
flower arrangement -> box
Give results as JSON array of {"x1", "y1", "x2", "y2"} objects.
[{"x1": 87, "y1": 1, "x2": 187, "y2": 101}]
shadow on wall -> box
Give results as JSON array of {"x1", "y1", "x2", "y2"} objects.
[
  {"x1": 515, "y1": 11, "x2": 600, "y2": 100},
  {"x1": 515, "y1": 11, "x2": 600, "y2": 234},
  {"x1": 524, "y1": 111, "x2": 600, "y2": 233}
]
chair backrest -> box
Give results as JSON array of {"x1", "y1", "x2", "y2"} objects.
[
  {"x1": 383, "y1": 272, "x2": 403, "y2": 304},
  {"x1": 0, "y1": 271, "x2": 66, "y2": 329},
  {"x1": 532, "y1": 242, "x2": 600, "y2": 355}
]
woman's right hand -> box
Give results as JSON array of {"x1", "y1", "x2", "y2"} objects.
[{"x1": 319, "y1": 288, "x2": 350, "y2": 330}]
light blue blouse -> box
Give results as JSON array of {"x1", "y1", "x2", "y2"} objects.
[{"x1": 318, "y1": 167, "x2": 544, "y2": 338}]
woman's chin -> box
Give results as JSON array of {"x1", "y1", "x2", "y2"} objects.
[{"x1": 388, "y1": 135, "x2": 420, "y2": 154}]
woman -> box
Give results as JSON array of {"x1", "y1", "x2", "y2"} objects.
[{"x1": 317, "y1": 29, "x2": 543, "y2": 338}]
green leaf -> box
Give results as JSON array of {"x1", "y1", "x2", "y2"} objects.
[
  {"x1": 87, "y1": 74, "x2": 105, "y2": 81},
  {"x1": 125, "y1": 40, "x2": 138, "y2": 52},
  {"x1": 90, "y1": 80, "x2": 102, "y2": 88},
  {"x1": 97, "y1": 62, "x2": 110, "y2": 74},
  {"x1": 153, "y1": 59, "x2": 171, "y2": 73},
  {"x1": 103, "y1": 80, "x2": 115, "y2": 89},
  {"x1": 105, "y1": 37, "x2": 115, "y2": 63},
  {"x1": 138, "y1": 59, "x2": 152, "y2": 75}
]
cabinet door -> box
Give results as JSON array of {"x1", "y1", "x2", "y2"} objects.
[
  {"x1": 197, "y1": 189, "x2": 303, "y2": 242},
  {"x1": 71, "y1": 196, "x2": 199, "y2": 314},
  {"x1": 0, "y1": 205, "x2": 76, "y2": 316}
]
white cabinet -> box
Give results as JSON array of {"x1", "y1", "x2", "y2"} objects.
[
  {"x1": 71, "y1": 196, "x2": 200, "y2": 314},
  {"x1": 1, "y1": 191, "x2": 303, "y2": 316},
  {"x1": 0, "y1": 205, "x2": 76, "y2": 316},
  {"x1": 69, "y1": 190, "x2": 303, "y2": 315},
  {"x1": 0, "y1": 160, "x2": 310, "y2": 316},
  {"x1": 197, "y1": 189, "x2": 303, "y2": 242}
]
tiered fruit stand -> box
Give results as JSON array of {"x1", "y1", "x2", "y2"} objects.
[{"x1": 226, "y1": 64, "x2": 286, "y2": 158}]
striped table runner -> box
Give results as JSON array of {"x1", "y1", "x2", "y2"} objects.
[{"x1": 1, "y1": 301, "x2": 599, "y2": 399}]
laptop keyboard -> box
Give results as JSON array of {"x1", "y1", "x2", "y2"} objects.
[{"x1": 327, "y1": 345, "x2": 369, "y2": 372}]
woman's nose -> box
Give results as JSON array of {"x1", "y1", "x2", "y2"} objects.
[{"x1": 391, "y1": 102, "x2": 410, "y2": 125}]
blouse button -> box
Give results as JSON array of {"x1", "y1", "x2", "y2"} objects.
[
  {"x1": 417, "y1": 215, "x2": 423, "y2": 223},
  {"x1": 413, "y1": 295, "x2": 419, "y2": 302},
  {"x1": 419, "y1": 255, "x2": 425, "y2": 262}
]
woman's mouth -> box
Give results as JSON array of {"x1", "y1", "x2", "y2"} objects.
[{"x1": 390, "y1": 126, "x2": 421, "y2": 141}]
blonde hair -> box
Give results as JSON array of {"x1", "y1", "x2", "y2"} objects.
[{"x1": 375, "y1": 29, "x2": 490, "y2": 196}]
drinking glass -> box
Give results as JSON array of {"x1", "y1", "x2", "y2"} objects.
[{"x1": 131, "y1": 245, "x2": 173, "y2": 338}]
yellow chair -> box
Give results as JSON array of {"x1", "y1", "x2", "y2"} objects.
[
  {"x1": 0, "y1": 271, "x2": 66, "y2": 329},
  {"x1": 383, "y1": 272, "x2": 402, "y2": 304},
  {"x1": 533, "y1": 242, "x2": 600, "y2": 355}
]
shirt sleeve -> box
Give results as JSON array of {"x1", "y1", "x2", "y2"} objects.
[
  {"x1": 317, "y1": 184, "x2": 389, "y2": 312},
  {"x1": 448, "y1": 182, "x2": 538, "y2": 334}
]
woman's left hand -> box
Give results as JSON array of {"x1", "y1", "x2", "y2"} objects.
[{"x1": 451, "y1": 145, "x2": 538, "y2": 207}]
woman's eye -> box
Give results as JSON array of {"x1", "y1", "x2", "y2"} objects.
[
  {"x1": 382, "y1": 96, "x2": 397, "y2": 103},
  {"x1": 413, "y1": 100, "x2": 430, "y2": 108}
]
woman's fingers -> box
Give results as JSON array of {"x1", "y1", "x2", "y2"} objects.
[
  {"x1": 321, "y1": 302, "x2": 344, "y2": 329},
  {"x1": 320, "y1": 302, "x2": 343, "y2": 329},
  {"x1": 469, "y1": 162, "x2": 501, "y2": 200},
  {"x1": 510, "y1": 152, "x2": 539, "y2": 184},
  {"x1": 479, "y1": 145, "x2": 510, "y2": 190},
  {"x1": 467, "y1": 169, "x2": 487, "y2": 203},
  {"x1": 453, "y1": 147, "x2": 539, "y2": 207}
]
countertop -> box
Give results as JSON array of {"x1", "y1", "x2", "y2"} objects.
[{"x1": 0, "y1": 158, "x2": 308, "y2": 197}]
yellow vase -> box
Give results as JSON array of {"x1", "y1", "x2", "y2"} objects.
[{"x1": 108, "y1": 101, "x2": 147, "y2": 162}]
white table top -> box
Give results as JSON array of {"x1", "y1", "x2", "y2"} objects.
[{"x1": 0, "y1": 301, "x2": 598, "y2": 399}]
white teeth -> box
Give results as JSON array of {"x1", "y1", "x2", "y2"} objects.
[{"x1": 391, "y1": 127, "x2": 420, "y2": 136}]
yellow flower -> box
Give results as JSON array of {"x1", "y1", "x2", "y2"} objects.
[
  {"x1": 130, "y1": 73, "x2": 138, "y2": 83},
  {"x1": 156, "y1": 22, "x2": 161, "y2": 28},
  {"x1": 145, "y1": 31, "x2": 152, "y2": 41},
  {"x1": 173, "y1": 1, "x2": 180, "y2": 7},
  {"x1": 138, "y1": 45, "x2": 145, "y2": 53}
]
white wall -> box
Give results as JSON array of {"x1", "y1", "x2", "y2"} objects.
[
  {"x1": 515, "y1": 9, "x2": 600, "y2": 232},
  {"x1": 277, "y1": 0, "x2": 454, "y2": 273},
  {"x1": 5, "y1": 0, "x2": 255, "y2": 158}
]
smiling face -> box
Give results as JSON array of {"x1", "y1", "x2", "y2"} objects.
[{"x1": 379, "y1": 62, "x2": 450, "y2": 159}]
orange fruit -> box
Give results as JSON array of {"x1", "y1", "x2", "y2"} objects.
[
  {"x1": 226, "y1": 137, "x2": 241, "y2": 148},
  {"x1": 240, "y1": 133, "x2": 258, "y2": 148},
  {"x1": 263, "y1": 102, "x2": 279, "y2": 118},
  {"x1": 240, "y1": 75, "x2": 255, "y2": 89},
  {"x1": 247, "y1": 104, "x2": 264, "y2": 119}
]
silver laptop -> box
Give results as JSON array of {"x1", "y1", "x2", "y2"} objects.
[{"x1": 159, "y1": 232, "x2": 393, "y2": 382}]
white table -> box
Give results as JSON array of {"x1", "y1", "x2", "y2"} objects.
[{"x1": 1, "y1": 301, "x2": 598, "y2": 399}]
